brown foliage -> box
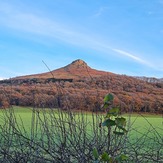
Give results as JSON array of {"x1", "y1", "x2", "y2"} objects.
[{"x1": 0, "y1": 60, "x2": 162, "y2": 113}]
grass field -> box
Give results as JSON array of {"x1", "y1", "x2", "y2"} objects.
[
  {"x1": 0, "y1": 106, "x2": 162, "y2": 138},
  {"x1": 0, "y1": 106, "x2": 162, "y2": 162}
]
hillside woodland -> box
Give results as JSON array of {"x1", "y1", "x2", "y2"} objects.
[{"x1": 0, "y1": 59, "x2": 162, "y2": 113}]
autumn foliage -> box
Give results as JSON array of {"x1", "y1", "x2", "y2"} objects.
[{"x1": 0, "y1": 60, "x2": 162, "y2": 113}]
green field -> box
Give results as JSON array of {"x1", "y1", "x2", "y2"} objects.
[
  {"x1": 0, "y1": 106, "x2": 162, "y2": 144},
  {"x1": 0, "y1": 106, "x2": 162, "y2": 162},
  {"x1": 0, "y1": 106, "x2": 162, "y2": 136}
]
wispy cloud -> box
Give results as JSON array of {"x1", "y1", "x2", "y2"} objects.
[
  {"x1": 111, "y1": 48, "x2": 163, "y2": 71},
  {"x1": 0, "y1": 2, "x2": 161, "y2": 72},
  {"x1": 112, "y1": 48, "x2": 147, "y2": 64}
]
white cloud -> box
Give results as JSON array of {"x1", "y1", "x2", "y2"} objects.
[
  {"x1": 0, "y1": 2, "x2": 161, "y2": 72},
  {"x1": 0, "y1": 77, "x2": 5, "y2": 80},
  {"x1": 112, "y1": 48, "x2": 163, "y2": 72},
  {"x1": 112, "y1": 48, "x2": 147, "y2": 63}
]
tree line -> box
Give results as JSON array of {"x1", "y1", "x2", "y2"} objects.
[{"x1": 0, "y1": 76, "x2": 162, "y2": 113}]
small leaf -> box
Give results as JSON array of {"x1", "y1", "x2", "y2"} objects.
[
  {"x1": 103, "y1": 103, "x2": 109, "y2": 109},
  {"x1": 119, "y1": 127, "x2": 128, "y2": 133},
  {"x1": 101, "y1": 152, "x2": 110, "y2": 161},
  {"x1": 106, "y1": 107, "x2": 119, "y2": 117},
  {"x1": 104, "y1": 94, "x2": 114, "y2": 103},
  {"x1": 93, "y1": 148, "x2": 99, "y2": 160},
  {"x1": 102, "y1": 119, "x2": 116, "y2": 127},
  {"x1": 115, "y1": 117, "x2": 126, "y2": 128}
]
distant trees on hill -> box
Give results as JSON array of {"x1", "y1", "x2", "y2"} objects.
[{"x1": 0, "y1": 76, "x2": 162, "y2": 113}]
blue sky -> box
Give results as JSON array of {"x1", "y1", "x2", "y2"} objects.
[{"x1": 0, "y1": 0, "x2": 163, "y2": 79}]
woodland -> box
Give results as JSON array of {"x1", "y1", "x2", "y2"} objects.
[{"x1": 0, "y1": 74, "x2": 162, "y2": 113}]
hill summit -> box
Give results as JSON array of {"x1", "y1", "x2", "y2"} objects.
[
  {"x1": 69, "y1": 59, "x2": 89, "y2": 68},
  {"x1": 14, "y1": 59, "x2": 110, "y2": 80},
  {"x1": 63, "y1": 59, "x2": 90, "y2": 71}
]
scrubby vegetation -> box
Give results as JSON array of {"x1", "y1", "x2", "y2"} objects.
[
  {"x1": 0, "y1": 59, "x2": 162, "y2": 113},
  {"x1": 0, "y1": 74, "x2": 163, "y2": 113},
  {"x1": 0, "y1": 101, "x2": 162, "y2": 162}
]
